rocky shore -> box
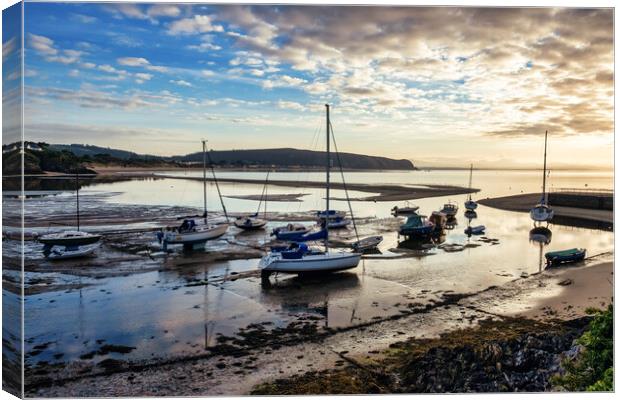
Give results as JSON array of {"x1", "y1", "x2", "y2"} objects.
[{"x1": 252, "y1": 316, "x2": 591, "y2": 394}]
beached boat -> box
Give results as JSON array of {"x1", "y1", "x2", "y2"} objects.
[
  {"x1": 545, "y1": 248, "x2": 586, "y2": 266},
  {"x1": 429, "y1": 211, "x2": 447, "y2": 230},
  {"x1": 39, "y1": 230, "x2": 101, "y2": 247},
  {"x1": 399, "y1": 214, "x2": 435, "y2": 238},
  {"x1": 316, "y1": 210, "x2": 346, "y2": 220},
  {"x1": 271, "y1": 223, "x2": 312, "y2": 240},
  {"x1": 530, "y1": 130, "x2": 554, "y2": 223},
  {"x1": 162, "y1": 140, "x2": 228, "y2": 246},
  {"x1": 440, "y1": 202, "x2": 459, "y2": 217},
  {"x1": 352, "y1": 235, "x2": 383, "y2": 252},
  {"x1": 464, "y1": 164, "x2": 478, "y2": 211},
  {"x1": 260, "y1": 104, "x2": 361, "y2": 277},
  {"x1": 234, "y1": 214, "x2": 267, "y2": 230},
  {"x1": 234, "y1": 170, "x2": 270, "y2": 230},
  {"x1": 391, "y1": 203, "x2": 419, "y2": 216},
  {"x1": 464, "y1": 225, "x2": 485, "y2": 235},
  {"x1": 38, "y1": 172, "x2": 102, "y2": 248},
  {"x1": 325, "y1": 216, "x2": 351, "y2": 229},
  {"x1": 47, "y1": 242, "x2": 100, "y2": 260}
]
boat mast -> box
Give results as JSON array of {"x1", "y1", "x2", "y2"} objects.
[
  {"x1": 325, "y1": 104, "x2": 330, "y2": 253},
  {"x1": 542, "y1": 130, "x2": 548, "y2": 204},
  {"x1": 75, "y1": 171, "x2": 80, "y2": 231},
  {"x1": 202, "y1": 139, "x2": 208, "y2": 222},
  {"x1": 468, "y1": 163, "x2": 473, "y2": 201}
]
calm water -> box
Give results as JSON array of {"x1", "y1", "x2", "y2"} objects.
[{"x1": 4, "y1": 169, "x2": 614, "y2": 367}]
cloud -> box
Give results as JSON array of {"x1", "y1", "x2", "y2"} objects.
[
  {"x1": 135, "y1": 73, "x2": 153, "y2": 83},
  {"x1": 3, "y1": 37, "x2": 16, "y2": 59},
  {"x1": 147, "y1": 4, "x2": 181, "y2": 18},
  {"x1": 28, "y1": 33, "x2": 57, "y2": 56},
  {"x1": 68, "y1": 69, "x2": 80, "y2": 77},
  {"x1": 277, "y1": 100, "x2": 306, "y2": 111},
  {"x1": 117, "y1": 57, "x2": 150, "y2": 67},
  {"x1": 170, "y1": 80, "x2": 193, "y2": 87},
  {"x1": 105, "y1": 4, "x2": 148, "y2": 20},
  {"x1": 167, "y1": 15, "x2": 224, "y2": 35},
  {"x1": 71, "y1": 13, "x2": 97, "y2": 24},
  {"x1": 26, "y1": 86, "x2": 159, "y2": 109}
]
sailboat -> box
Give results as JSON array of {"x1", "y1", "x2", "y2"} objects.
[
  {"x1": 464, "y1": 164, "x2": 478, "y2": 211},
  {"x1": 39, "y1": 172, "x2": 101, "y2": 248},
  {"x1": 162, "y1": 140, "x2": 228, "y2": 245},
  {"x1": 260, "y1": 104, "x2": 362, "y2": 277},
  {"x1": 530, "y1": 130, "x2": 554, "y2": 222},
  {"x1": 234, "y1": 170, "x2": 269, "y2": 230}
]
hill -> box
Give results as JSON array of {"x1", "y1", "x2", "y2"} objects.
[{"x1": 177, "y1": 148, "x2": 415, "y2": 170}]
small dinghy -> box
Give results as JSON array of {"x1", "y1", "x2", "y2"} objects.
[
  {"x1": 47, "y1": 243, "x2": 100, "y2": 260},
  {"x1": 464, "y1": 225, "x2": 485, "y2": 235},
  {"x1": 234, "y1": 214, "x2": 267, "y2": 230},
  {"x1": 316, "y1": 210, "x2": 346, "y2": 220},
  {"x1": 352, "y1": 235, "x2": 383, "y2": 252},
  {"x1": 545, "y1": 248, "x2": 586, "y2": 266}
]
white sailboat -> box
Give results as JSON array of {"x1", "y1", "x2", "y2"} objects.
[
  {"x1": 530, "y1": 130, "x2": 554, "y2": 223},
  {"x1": 162, "y1": 140, "x2": 228, "y2": 245},
  {"x1": 260, "y1": 104, "x2": 361, "y2": 277},
  {"x1": 464, "y1": 164, "x2": 478, "y2": 211},
  {"x1": 39, "y1": 172, "x2": 101, "y2": 249}
]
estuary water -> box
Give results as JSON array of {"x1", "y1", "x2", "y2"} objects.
[{"x1": 2, "y1": 169, "x2": 613, "y2": 370}]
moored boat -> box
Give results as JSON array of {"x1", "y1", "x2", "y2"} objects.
[
  {"x1": 39, "y1": 230, "x2": 102, "y2": 247},
  {"x1": 234, "y1": 214, "x2": 267, "y2": 230},
  {"x1": 464, "y1": 225, "x2": 485, "y2": 235},
  {"x1": 429, "y1": 211, "x2": 447, "y2": 230},
  {"x1": 399, "y1": 214, "x2": 435, "y2": 238},
  {"x1": 530, "y1": 130, "x2": 554, "y2": 223},
  {"x1": 161, "y1": 140, "x2": 228, "y2": 247},
  {"x1": 47, "y1": 242, "x2": 100, "y2": 260},
  {"x1": 464, "y1": 164, "x2": 478, "y2": 210},
  {"x1": 545, "y1": 248, "x2": 586, "y2": 266},
  {"x1": 391, "y1": 204, "x2": 419, "y2": 216},
  {"x1": 352, "y1": 235, "x2": 383, "y2": 252},
  {"x1": 260, "y1": 104, "x2": 361, "y2": 278},
  {"x1": 440, "y1": 202, "x2": 458, "y2": 217},
  {"x1": 271, "y1": 223, "x2": 312, "y2": 241}
]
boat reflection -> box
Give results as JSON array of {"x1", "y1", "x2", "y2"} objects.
[
  {"x1": 445, "y1": 217, "x2": 458, "y2": 230},
  {"x1": 464, "y1": 210, "x2": 478, "y2": 220},
  {"x1": 529, "y1": 226, "x2": 553, "y2": 272},
  {"x1": 397, "y1": 234, "x2": 446, "y2": 251}
]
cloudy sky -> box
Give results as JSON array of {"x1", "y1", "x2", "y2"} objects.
[{"x1": 4, "y1": 2, "x2": 614, "y2": 168}]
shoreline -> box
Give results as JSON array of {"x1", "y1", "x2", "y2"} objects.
[
  {"x1": 27, "y1": 256, "x2": 613, "y2": 396},
  {"x1": 479, "y1": 193, "x2": 613, "y2": 228}
]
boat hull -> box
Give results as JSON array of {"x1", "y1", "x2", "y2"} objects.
[
  {"x1": 165, "y1": 224, "x2": 228, "y2": 244},
  {"x1": 47, "y1": 243, "x2": 100, "y2": 260},
  {"x1": 464, "y1": 200, "x2": 478, "y2": 211},
  {"x1": 234, "y1": 218, "x2": 267, "y2": 230},
  {"x1": 39, "y1": 232, "x2": 102, "y2": 246},
  {"x1": 260, "y1": 252, "x2": 361, "y2": 273},
  {"x1": 545, "y1": 248, "x2": 586, "y2": 265},
  {"x1": 530, "y1": 204, "x2": 554, "y2": 222}
]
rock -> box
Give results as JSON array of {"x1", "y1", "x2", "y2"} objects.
[{"x1": 558, "y1": 279, "x2": 573, "y2": 286}]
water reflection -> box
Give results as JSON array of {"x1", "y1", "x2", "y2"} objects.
[{"x1": 529, "y1": 226, "x2": 553, "y2": 272}]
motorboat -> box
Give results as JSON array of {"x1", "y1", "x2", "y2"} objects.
[
  {"x1": 545, "y1": 248, "x2": 586, "y2": 266},
  {"x1": 530, "y1": 130, "x2": 554, "y2": 223},
  {"x1": 260, "y1": 104, "x2": 361, "y2": 278},
  {"x1": 440, "y1": 202, "x2": 458, "y2": 217},
  {"x1": 352, "y1": 235, "x2": 383, "y2": 252},
  {"x1": 46, "y1": 242, "x2": 100, "y2": 260},
  {"x1": 429, "y1": 211, "x2": 447, "y2": 230},
  {"x1": 398, "y1": 214, "x2": 435, "y2": 238}
]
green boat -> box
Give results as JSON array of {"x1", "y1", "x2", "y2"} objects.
[{"x1": 545, "y1": 248, "x2": 586, "y2": 266}]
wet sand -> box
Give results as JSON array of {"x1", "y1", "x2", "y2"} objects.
[
  {"x1": 26, "y1": 254, "x2": 613, "y2": 397},
  {"x1": 479, "y1": 193, "x2": 613, "y2": 225}
]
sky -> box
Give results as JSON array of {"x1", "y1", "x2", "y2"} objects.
[{"x1": 2, "y1": 2, "x2": 614, "y2": 168}]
